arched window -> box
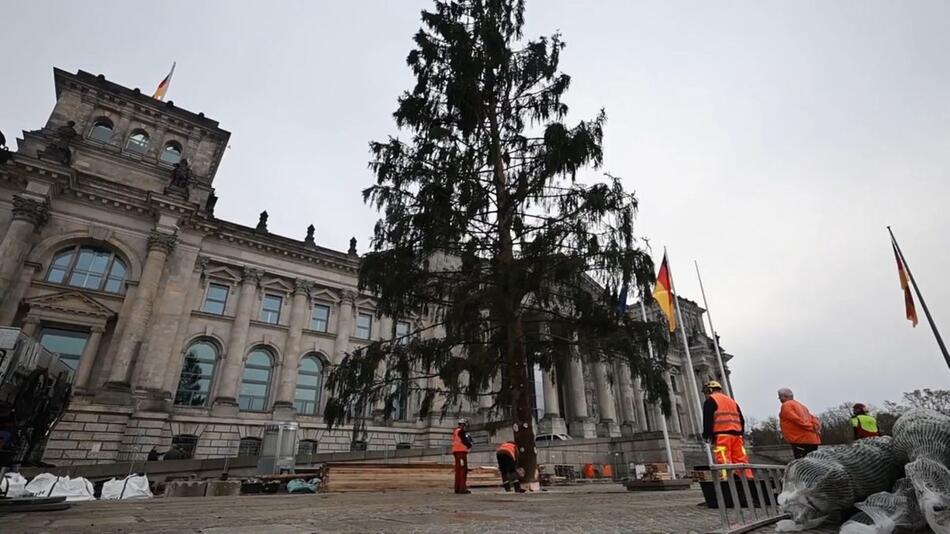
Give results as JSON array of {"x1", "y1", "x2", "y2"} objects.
[
  {"x1": 46, "y1": 245, "x2": 127, "y2": 293},
  {"x1": 239, "y1": 348, "x2": 273, "y2": 411},
  {"x1": 174, "y1": 340, "x2": 218, "y2": 407},
  {"x1": 126, "y1": 129, "x2": 150, "y2": 154},
  {"x1": 238, "y1": 437, "x2": 262, "y2": 457},
  {"x1": 88, "y1": 118, "x2": 114, "y2": 143},
  {"x1": 170, "y1": 434, "x2": 198, "y2": 459},
  {"x1": 298, "y1": 439, "x2": 318, "y2": 456},
  {"x1": 160, "y1": 141, "x2": 183, "y2": 164},
  {"x1": 294, "y1": 355, "x2": 323, "y2": 415}
]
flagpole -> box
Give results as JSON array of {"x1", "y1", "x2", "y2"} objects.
[
  {"x1": 664, "y1": 249, "x2": 717, "y2": 469},
  {"x1": 888, "y1": 227, "x2": 950, "y2": 371},
  {"x1": 638, "y1": 298, "x2": 676, "y2": 478},
  {"x1": 694, "y1": 260, "x2": 733, "y2": 398}
]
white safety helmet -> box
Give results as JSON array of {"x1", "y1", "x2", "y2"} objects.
[{"x1": 458, "y1": 418, "x2": 469, "y2": 426}]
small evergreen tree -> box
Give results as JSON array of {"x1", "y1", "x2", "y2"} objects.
[{"x1": 325, "y1": 0, "x2": 670, "y2": 482}]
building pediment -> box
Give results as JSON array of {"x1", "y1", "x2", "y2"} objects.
[{"x1": 24, "y1": 291, "x2": 116, "y2": 320}]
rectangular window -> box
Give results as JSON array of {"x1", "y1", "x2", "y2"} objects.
[
  {"x1": 260, "y1": 294, "x2": 282, "y2": 324},
  {"x1": 356, "y1": 313, "x2": 372, "y2": 340},
  {"x1": 310, "y1": 304, "x2": 330, "y2": 332},
  {"x1": 202, "y1": 283, "x2": 229, "y2": 315},
  {"x1": 395, "y1": 320, "x2": 411, "y2": 344},
  {"x1": 39, "y1": 327, "x2": 90, "y2": 371}
]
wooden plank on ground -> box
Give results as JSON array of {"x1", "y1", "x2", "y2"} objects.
[{"x1": 320, "y1": 463, "x2": 500, "y2": 492}]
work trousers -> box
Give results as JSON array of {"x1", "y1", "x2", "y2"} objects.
[
  {"x1": 453, "y1": 451, "x2": 469, "y2": 493},
  {"x1": 713, "y1": 434, "x2": 753, "y2": 479},
  {"x1": 790, "y1": 443, "x2": 818, "y2": 459},
  {"x1": 496, "y1": 452, "x2": 520, "y2": 492}
]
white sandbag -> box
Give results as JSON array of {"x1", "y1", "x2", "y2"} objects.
[
  {"x1": 1, "y1": 472, "x2": 32, "y2": 497},
  {"x1": 25, "y1": 473, "x2": 96, "y2": 501},
  {"x1": 101, "y1": 475, "x2": 153, "y2": 500},
  {"x1": 839, "y1": 479, "x2": 925, "y2": 534}
]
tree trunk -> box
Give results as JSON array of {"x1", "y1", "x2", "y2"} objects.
[
  {"x1": 487, "y1": 103, "x2": 538, "y2": 484},
  {"x1": 507, "y1": 315, "x2": 538, "y2": 483}
]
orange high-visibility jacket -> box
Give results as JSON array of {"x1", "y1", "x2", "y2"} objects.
[
  {"x1": 452, "y1": 428, "x2": 470, "y2": 453},
  {"x1": 496, "y1": 442, "x2": 517, "y2": 459},
  {"x1": 779, "y1": 399, "x2": 821, "y2": 445},
  {"x1": 710, "y1": 392, "x2": 743, "y2": 434}
]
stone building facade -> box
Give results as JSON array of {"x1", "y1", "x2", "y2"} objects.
[{"x1": 0, "y1": 69, "x2": 732, "y2": 465}]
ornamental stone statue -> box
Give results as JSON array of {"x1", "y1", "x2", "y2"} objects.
[
  {"x1": 304, "y1": 224, "x2": 315, "y2": 247},
  {"x1": 165, "y1": 158, "x2": 193, "y2": 197},
  {"x1": 39, "y1": 121, "x2": 78, "y2": 166},
  {"x1": 256, "y1": 211, "x2": 268, "y2": 233}
]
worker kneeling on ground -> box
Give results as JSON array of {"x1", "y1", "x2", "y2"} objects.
[
  {"x1": 851, "y1": 403, "x2": 880, "y2": 440},
  {"x1": 496, "y1": 441, "x2": 526, "y2": 493},
  {"x1": 702, "y1": 380, "x2": 752, "y2": 478},
  {"x1": 452, "y1": 418, "x2": 474, "y2": 494}
]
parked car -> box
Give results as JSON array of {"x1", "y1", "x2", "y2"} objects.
[{"x1": 535, "y1": 433, "x2": 573, "y2": 442}]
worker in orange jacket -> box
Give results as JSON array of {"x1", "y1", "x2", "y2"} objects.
[
  {"x1": 777, "y1": 387, "x2": 821, "y2": 459},
  {"x1": 702, "y1": 380, "x2": 752, "y2": 478},
  {"x1": 495, "y1": 441, "x2": 525, "y2": 493},
  {"x1": 451, "y1": 418, "x2": 473, "y2": 494}
]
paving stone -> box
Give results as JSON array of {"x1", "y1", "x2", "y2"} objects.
[{"x1": 2, "y1": 486, "x2": 840, "y2": 533}]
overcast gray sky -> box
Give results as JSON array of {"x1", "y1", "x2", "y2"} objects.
[{"x1": 2, "y1": 1, "x2": 948, "y2": 421}]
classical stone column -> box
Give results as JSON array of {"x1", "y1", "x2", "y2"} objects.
[
  {"x1": 538, "y1": 322, "x2": 566, "y2": 435},
  {"x1": 664, "y1": 372, "x2": 683, "y2": 434},
  {"x1": 213, "y1": 266, "x2": 262, "y2": 408},
  {"x1": 593, "y1": 361, "x2": 621, "y2": 437},
  {"x1": 0, "y1": 262, "x2": 40, "y2": 325},
  {"x1": 162, "y1": 256, "x2": 209, "y2": 394},
  {"x1": 136, "y1": 242, "x2": 200, "y2": 396},
  {"x1": 332, "y1": 290, "x2": 356, "y2": 364},
  {"x1": 74, "y1": 326, "x2": 104, "y2": 390},
  {"x1": 20, "y1": 315, "x2": 41, "y2": 339},
  {"x1": 566, "y1": 354, "x2": 596, "y2": 438},
  {"x1": 104, "y1": 230, "x2": 177, "y2": 390},
  {"x1": 616, "y1": 363, "x2": 638, "y2": 436},
  {"x1": 0, "y1": 195, "x2": 48, "y2": 305},
  {"x1": 273, "y1": 279, "x2": 311, "y2": 418},
  {"x1": 632, "y1": 377, "x2": 649, "y2": 432}
]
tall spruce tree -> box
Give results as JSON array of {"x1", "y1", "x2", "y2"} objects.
[{"x1": 325, "y1": 0, "x2": 670, "y2": 481}]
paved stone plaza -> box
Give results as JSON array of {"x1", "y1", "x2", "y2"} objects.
[{"x1": 7, "y1": 486, "x2": 837, "y2": 533}]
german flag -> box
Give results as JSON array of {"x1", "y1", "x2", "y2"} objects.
[
  {"x1": 152, "y1": 62, "x2": 176, "y2": 101},
  {"x1": 653, "y1": 253, "x2": 676, "y2": 332},
  {"x1": 893, "y1": 242, "x2": 918, "y2": 327}
]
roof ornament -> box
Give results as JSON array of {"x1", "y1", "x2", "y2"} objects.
[
  {"x1": 304, "y1": 224, "x2": 315, "y2": 247},
  {"x1": 255, "y1": 211, "x2": 269, "y2": 233}
]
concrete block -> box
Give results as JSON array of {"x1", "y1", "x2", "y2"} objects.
[
  {"x1": 54, "y1": 422, "x2": 84, "y2": 431},
  {"x1": 164, "y1": 480, "x2": 208, "y2": 498},
  {"x1": 205, "y1": 479, "x2": 242, "y2": 497},
  {"x1": 83, "y1": 423, "x2": 108, "y2": 432},
  {"x1": 75, "y1": 414, "x2": 99, "y2": 422},
  {"x1": 68, "y1": 431, "x2": 95, "y2": 441},
  {"x1": 106, "y1": 424, "x2": 126, "y2": 432},
  {"x1": 63, "y1": 450, "x2": 89, "y2": 459},
  {"x1": 92, "y1": 432, "x2": 123, "y2": 442}
]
